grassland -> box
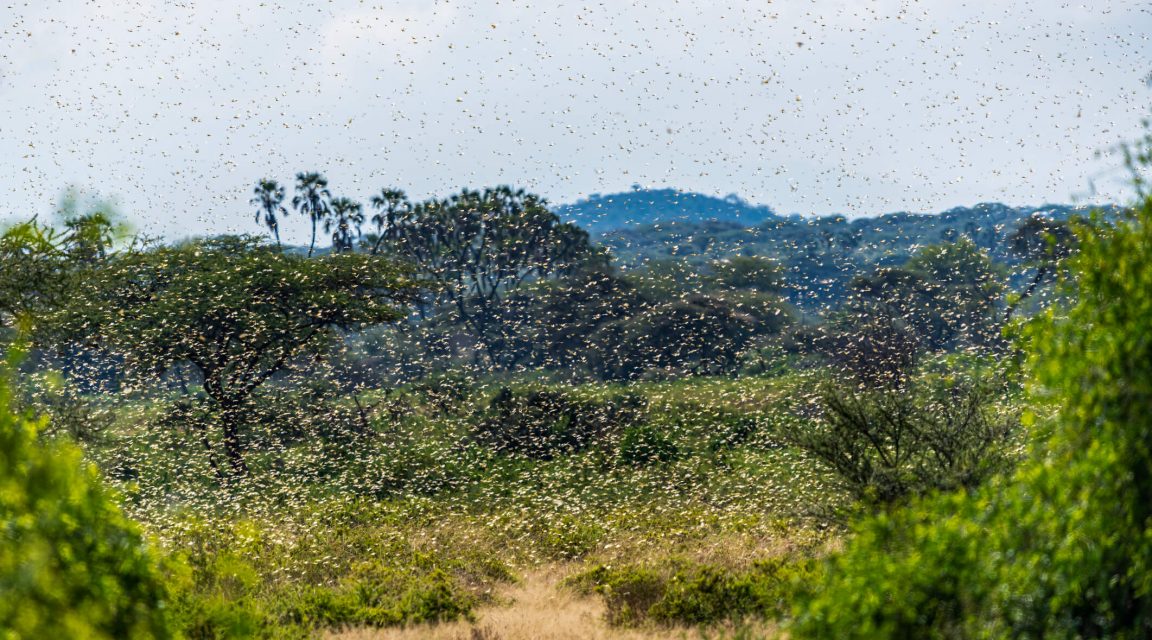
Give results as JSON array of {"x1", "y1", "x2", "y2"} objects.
[{"x1": 74, "y1": 373, "x2": 843, "y2": 638}]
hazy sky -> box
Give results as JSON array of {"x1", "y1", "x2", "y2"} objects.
[{"x1": 1, "y1": 0, "x2": 1149, "y2": 242}]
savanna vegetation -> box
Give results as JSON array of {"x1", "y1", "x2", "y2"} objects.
[{"x1": 2, "y1": 127, "x2": 1150, "y2": 639}]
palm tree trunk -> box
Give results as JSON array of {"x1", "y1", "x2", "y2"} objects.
[{"x1": 308, "y1": 217, "x2": 318, "y2": 258}]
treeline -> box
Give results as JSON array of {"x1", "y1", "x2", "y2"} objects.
[
  {"x1": 0, "y1": 172, "x2": 1078, "y2": 479},
  {"x1": 244, "y1": 172, "x2": 1077, "y2": 386},
  {"x1": 595, "y1": 197, "x2": 1103, "y2": 310}
]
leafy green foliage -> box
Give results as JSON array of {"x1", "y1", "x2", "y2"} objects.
[
  {"x1": 373, "y1": 186, "x2": 600, "y2": 366},
  {"x1": 571, "y1": 556, "x2": 820, "y2": 627},
  {"x1": 17, "y1": 369, "x2": 116, "y2": 443},
  {"x1": 598, "y1": 198, "x2": 1104, "y2": 312},
  {"x1": 784, "y1": 375, "x2": 1021, "y2": 507},
  {"x1": 164, "y1": 509, "x2": 494, "y2": 638},
  {"x1": 46, "y1": 235, "x2": 419, "y2": 475},
  {"x1": 814, "y1": 238, "x2": 1007, "y2": 385},
  {"x1": 617, "y1": 423, "x2": 680, "y2": 467},
  {"x1": 794, "y1": 190, "x2": 1152, "y2": 638},
  {"x1": 0, "y1": 355, "x2": 171, "y2": 639},
  {"x1": 709, "y1": 255, "x2": 784, "y2": 293},
  {"x1": 587, "y1": 294, "x2": 767, "y2": 380},
  {"x1": 0, "y1": 221, "x2": 70, "y2": 329},
  {"x1": 473, "y1": 386, "x2": 646, "y2": 459}
]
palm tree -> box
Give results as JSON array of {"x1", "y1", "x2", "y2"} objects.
[
  {"x1": 292, "y1": 172, "x2": 331, "y2": 257},
  {"x1": 250, "y1": 179, "x2": 287, "y2": 249},
  {"x1": 368, "y1": 188, "x2": 410, "y2": 255},
  {"x1": 327, "y1": 197, "x2": 364, "y2": 253}
]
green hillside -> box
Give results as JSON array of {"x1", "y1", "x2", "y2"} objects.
[{"x1": 590, "y1": 199, "x2": 1113, "y2": 309}]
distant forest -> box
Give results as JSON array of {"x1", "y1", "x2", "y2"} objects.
[{"x1": 560, "y1": 187, "x2": 1112, "y2": 310}]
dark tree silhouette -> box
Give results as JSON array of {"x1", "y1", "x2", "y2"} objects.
[
  {"x1": 327, "y1": 197, "x2": 364, "y2": 253},
  {"x1": 250, "y1": 179, "x2": 288, "y2": 249},
  {"x1": 292, "y1": 172, "x2": 331, "y2": 257},
  {"x1": 368, "y1": 188, "x2": 410, "y2": 255}
]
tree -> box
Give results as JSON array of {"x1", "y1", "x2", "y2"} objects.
[
  {"x1": 0, "y1": 221, "x2": 69, "y2": 330},
  {"x1": 250, "y1": 179, "x2": 288, "y2": 249},
  {"x1": 368, "y1": 188, "x2": 410, "y2": 255},
  {"x1": 844, "y1": 239, "x2": 1005, "y2": 360},
  {"x1": 813, "y1": 302, "x2": 925, "y2": 388},
  {"x1": 0, "y1": 349, "x2": 171, "y2": 638},
  {"x1": 47, "y1": 236, "x2": 419, "y2": 476},
  {"x1": 1003, "y1": 215, "x2": 1077, "y2": 320},
  {"x1": 479, "y1": 269, "x2": 646, "y2": 372},
  {"x1": 54, "y1": 188, "x2": 129, "y2": 265},
  {"x1": 795, "y1": 164, "x2": 1152, "y2": 637},
  {"x1": 0, "y1": 210, "x2": 125, "y2": 331},
  {"x1": 326, "y1": 197, "x2": 364, "y2": 253},
  {"x1": 587, "y1": 294, "x2": 759, "y2": 380},
  {"x1": 709, "y1": 255, "x2": 783, "y2": 293},
  {"x1": 784, "y1": 375, "x2": 1019, "y2": 507},
  {"x1": 374, "y1": 186, "x2": 597, "y2": 366},
  {"x1": 292, "y1": 172, "x2": 331, "y2": 258}
]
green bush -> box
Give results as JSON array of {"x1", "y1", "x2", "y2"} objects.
[
  {"x1": 617, "y1": 423, "x2": 680, "y2": 467},
  {"x1": 784, "y1": 374, "x2": 1020, "y2": 507},
  {"x1": 573, "y1": 557, "x2": 819, "y2": 627},
  {"x1": 0, "y1": 359, "x2": 172, "y2": 638},
  {"x1": 568, "y1": 564, "x2": 665, "y2": 626},
  {"x1": 280, "y1": 568, "x2": 472, "y2": 629},
  {"x1": 163, "y1": 507, "x2": 498, "y2": 638},
  {"x1": 793, "y1": 184, "x2": 1152, "y2": 637},
  {"x1": 473, "y1": 386, "x2": 645, "y2": 459}
]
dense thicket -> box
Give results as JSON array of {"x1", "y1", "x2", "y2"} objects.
[
  {"x1": 0, "y1": 351, "x2": 171, "y2": 638},
  {"x1": 794, "y1": 188, "x2": 1152, "y2": 637}
]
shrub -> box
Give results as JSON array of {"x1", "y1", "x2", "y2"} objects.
[
  {"x1": 17, "y1": 370, "x2": 115, "y2": 443},
  {"x1": 280, "y1": 568, "x2": 473, "y2": 629},
  {"x1": 617, "y1": 423, "x2": 680, "y2": 467},
  {"x1": 167, "y1": 512, "x2": 490, "y2": 637},
  {"x1": 473, "y1": 387, "x2": 645, "y2": 459},
  {"x1": 529, "y1": 513, "x2": 606, "y2": 560},
  {"x1": 410, "y1": 371, "x2": 474, "y2": 416},
  {"x1": 0, "y1": 357, "x2": 172, "y2": 639},
  {"x1": 572, "y1": 557, "x2": 819, "y2": 627},
  {"x1": 784, "y1": 374, "x2": 1020, "y2": 507}
]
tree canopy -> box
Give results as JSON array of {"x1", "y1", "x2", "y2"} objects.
[{"x1": 45, "y1": 235, "x2": 420, "y2": 475}]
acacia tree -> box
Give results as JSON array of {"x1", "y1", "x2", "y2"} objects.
[
  {"x1": 293, "y1": 172, "x2": 331, "y2": 257},
  {"x1": 0, "y1": 221, "x2": 68, "y2": 330},
  {"x1": 0, "y1": 212, "x2": 124, "y2": 331},
  {"x1": 374, "y1": 186, "x2": 597, "y2": 366},
  {"x1": 47, "y1": 236, "x2": 419, "y2": 476},
  {"x1": 250, "y1": 179, "x2": 288, "y2": 249}
]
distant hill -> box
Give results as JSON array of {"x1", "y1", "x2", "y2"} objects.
[
  {"x1": 569, "y1": 195, "x2": 1116, "y2": 310},
  {"x1": 555, "y1": 187, "x2": 778, "y2": 233}
]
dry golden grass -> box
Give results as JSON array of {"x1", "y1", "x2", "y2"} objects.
[{"x1": 324, "y1": 565, "x2": 780, "y2": 640}]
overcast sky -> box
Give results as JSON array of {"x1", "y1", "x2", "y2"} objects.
[{"x1": 1, "y1": 0, "x2": 1149, "y2": 242}]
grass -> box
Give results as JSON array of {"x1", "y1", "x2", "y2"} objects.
[
  {"x1": 71, "y1": 373, "x2": 845, "y2": 637},
  {"x1": 325, "y1": 567, "x2": 782, "y2": 640}
]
